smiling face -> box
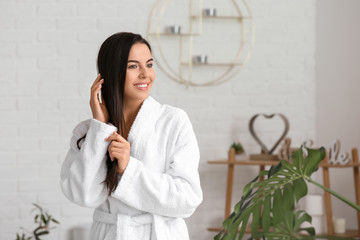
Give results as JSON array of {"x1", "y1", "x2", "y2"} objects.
[{"x1": 124, "y1": 43, "x2": 155, "y2": 105}]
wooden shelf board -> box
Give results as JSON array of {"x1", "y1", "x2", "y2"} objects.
[
  {"x1": 207, "y1": 159, "x2": 279, "y2": 166},
  {"x1": 147, "y1": 32, "x2": 201, "y2": 36},
  {"x1": 207, "y1": 227, "x2": 223, "y2": 232},
  {"x1": 208, "y1": 159, "x2": 360, "y2": 168},
  {"x1": 191, "y1": 15, "x2": 252, "y2": 20},
  {"x1": 207, "y1": 226, "x2": 251, "y2": 233},
  {"x1": 326, "y1": 229, "x2": 360, "y2": 237},
  {"x1": 319, "y1": 162, "x2": 360, "y2": 168},
  {"x1": 180, "y1": 62, "x2": 243, "y2": 66}
]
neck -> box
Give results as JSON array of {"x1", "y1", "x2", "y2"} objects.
[
  {"x1": 124, "y1": 99, "x2": 144, "y2": 121},
  {"x1": 123, "y1": 98, "x2": 145, "y2": 139}
]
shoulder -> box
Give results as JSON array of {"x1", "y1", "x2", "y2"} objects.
[
  {"x1": 162, "y1": 104, "x2": 188, "y2": 121},
  {"x1": 150, "y1": 97, "x2": 190, "y2": 128},
  {"x1": 154, "y1": 100, "x2": 198, "y2": 148}
]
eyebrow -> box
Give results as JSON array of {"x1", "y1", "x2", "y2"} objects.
[{"x1": 127, "y1": 58, "x2": 153, "y2": 63}]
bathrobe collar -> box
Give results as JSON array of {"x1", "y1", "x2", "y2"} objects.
[{"x1": 127, "y1": 96, "x2": 160, "y2": 159}]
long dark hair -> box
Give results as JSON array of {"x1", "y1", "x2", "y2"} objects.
[{"x1": 77, "y1": 32, "x2": 151, "y2": 196}]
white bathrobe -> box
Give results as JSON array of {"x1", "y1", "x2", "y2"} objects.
[{"x1": 60, "y1": 96, "x2": 202, "y2": 240}]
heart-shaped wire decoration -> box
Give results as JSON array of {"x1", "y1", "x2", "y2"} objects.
[{"x1": 249, "y1": 113, "x2": 289, "y2": 154}]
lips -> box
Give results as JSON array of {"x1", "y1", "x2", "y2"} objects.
[
  {"x1": 133, "y1": 82, "x2": 150, "y2": 90},
  {"x1": 134, "y1": 83, "x2": 148, "y2": 88}
]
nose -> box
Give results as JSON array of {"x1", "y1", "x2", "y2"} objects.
[{"x1": 139, "y1": 66, "x2": 148, "y2": 78}]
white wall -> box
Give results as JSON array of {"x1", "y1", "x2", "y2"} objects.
[
  {"x1": 316, "y1": 0, "x2": 360, "y2": 230},
  {"x1": 0, "y1": 0, "x2": 316, "y2": 239}
]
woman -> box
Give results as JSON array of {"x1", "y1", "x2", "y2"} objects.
[{"x1": 60, "y1": 32, "x2": 202, "y2": 240}]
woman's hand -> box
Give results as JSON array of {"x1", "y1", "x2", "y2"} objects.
[
  {"x1": 90, "y1": 74, "x2": 109, "y2": 123},
  {"x1": 106, "y1": 132, "x2": 130, "y2": 174}
]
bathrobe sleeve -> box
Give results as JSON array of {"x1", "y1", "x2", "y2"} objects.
[
  {"x1": 60, "y1": 118, "x2": 117, "y2": 208},
  {"x1": 112, "y1": 110, "x2": 202, "y2": 218}
]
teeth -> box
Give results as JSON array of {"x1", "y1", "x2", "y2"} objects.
[{"x1": 135, "y1": 84, "x2": 147, "y2": 87}]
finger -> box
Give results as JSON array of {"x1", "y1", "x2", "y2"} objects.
[
  {"x1": 92, "y1": 74, "x2": 102, "y2": 86},
  {"x1": 113, "y1": 131, "x2": 127, "y2": 142},
  {"x1": 108, "y1": 142, "x2": 126, "y2": 151},
  {"x1": 91, "y1": 76, "x2": 101, "y2": 90},
  {"x1": 106, "y1": 132, "x2": 118, "y2": 142},
  {"x1": 111, "y1": 152, "x2": 127, "y2": 162},
  {"x1": 91, "y1": 78, "x2": 104, "y2": 92},
  {"x1": 106, "y1": 134, "x2": 122, "y2": 142},
  {"x1": 109, "y1": 141, "x2": 126, "y2": 149},
  {"x1": 91, "y1": 80, "x2": 104, "y2": 102},
  {"x1": 106, "y1": 132, "x2": 127, "y2": 142}
]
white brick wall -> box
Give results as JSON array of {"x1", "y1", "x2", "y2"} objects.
[{"x1": 0, "y1": 0, "x2": 316, "y2": 239}]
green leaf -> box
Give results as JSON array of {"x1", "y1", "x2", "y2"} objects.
[
  {"x1": 251, "y1": 204, "x2": 261, "y2": 236},
  {"x1": 272, "y1": 189, "x2": 283, "y2": 225},
  {"x1": 237, "y1": 213, "x2": 250, "y2": 240},
  {"x1": 242, "y1": 176, "x2": 259, "y2": 198},
  {"x1": 213, "y1": 230, "x2": 223, "y2": 240},
  {"x1": 293, "y1": 178, "x2": 308, "y2": 202},
  {"x1": 279, "y1": 209, "x2": 294, "y2": 234},
  {"x1": 292, "y1": 148, "x2": 303, "y2": 172},
  {"x1": 268, "y1": 162, "x2": 282, "y2": 178},
  {"x1": 41, "y1": 214, "x2": 47, "y2": 224},
  {"x1": 303, "y1": 147, "x2": 326, "y2": 177},
  {"x1": 222, "y1": 214, "x2": 232, "y2": 230},
  {"x1": 282, "y1": 183, "x2": 294, "y2": 210},
  {"x1": 261, "y1": 195, "x2": 271, "y2": 232},
  {"x1": 32, "y1": 203, "x2": 42, "y2": 213},
  {"x1": 51, "y1": 218, "x2": 60, "y2": 224},
  {"x1": 295, "y1": 211, "x2": 312, "y2": 228},
  {"x1": 36, "y1": 230, "x2": 49, "y2": 236}
]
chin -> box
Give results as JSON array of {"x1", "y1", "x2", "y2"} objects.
[{"x1": 127, "y1": 92, "x2": 150, "y2": 102}]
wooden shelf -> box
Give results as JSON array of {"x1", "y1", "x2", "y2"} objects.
[
  {"x1": 147, "y1": 32, "x2": 201, "y2": 36},
  {"x1": 319, "y1": 229, "x2": 360, "y2": 238},
  {"x1": 207, "y1": 226, "x2": 251, "y2": 233},
  {"x1": 208, "y1": 159, "x2": 279, "y2": 166},
  {"x1": 180, "y1": 62, "x2": 244, "y2": 66},
  {"x1": 191, "y1": 15, "x2": 252, "y2": 20},
  {"x1": 208, "y1": 159, "x2": 360, "y2": 168},
  {"x1": 319, "y1": 162, "x2": 360, "y2": 168},
  {"x1": 207, "y1": 227, "x2": 223, "y2": 232}
]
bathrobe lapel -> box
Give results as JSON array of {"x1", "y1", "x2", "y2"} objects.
[{"x1": 127, "y1": 96, "x2": 160, "y2": 165}]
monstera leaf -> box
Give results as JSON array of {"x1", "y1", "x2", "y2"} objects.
[{"x1": 214, "y1": 147, "x2": 360, "y2": 240}]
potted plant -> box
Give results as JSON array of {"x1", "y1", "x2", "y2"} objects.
[
  {"x1": 231, "y1": 142, "x2": 245, "y2": 155},
  {"x1": 214, "y1": 147, "x2": 360, "y2": 240},
  {"x1": 16, "y1": 203, "x2": 60, "y2": 240}
]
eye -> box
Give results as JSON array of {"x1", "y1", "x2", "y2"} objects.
[
  {"x1": 147, "y1": 63, "x2": 153, "y2": 68},
  {"x1": 128, "y1": 64, "x2": 137, "y2": 69}
]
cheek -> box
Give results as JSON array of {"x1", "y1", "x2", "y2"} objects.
[
  {"x1": 150, "y1": 69, "x2": 156, "y2": 81},
  {"x1": 124, "y1": 76, "x2": 134, "y2": 90},
  {"x1": 125, "y1": 71, "x2": 136, "y2": 83}
]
